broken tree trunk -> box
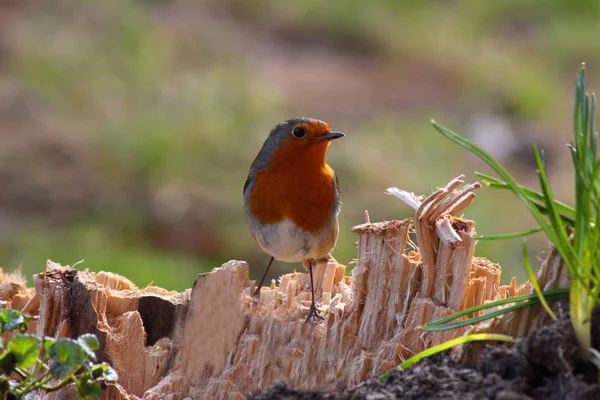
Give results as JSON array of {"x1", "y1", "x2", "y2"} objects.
[{"x1": 0, "y1": 175, "x2": 569, "y2": 399}]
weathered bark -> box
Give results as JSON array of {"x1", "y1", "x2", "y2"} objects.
[{"x1": 0, "y1": 175, "x2": 569, "y2": 399}]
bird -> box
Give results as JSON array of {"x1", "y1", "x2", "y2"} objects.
[{"x1": 243, "y1": 117, "x2": 344, "y2": 323}]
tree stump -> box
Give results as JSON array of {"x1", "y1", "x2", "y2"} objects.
[{"x1": 0, "y1": 176, "x2": 569, "y2": 399}]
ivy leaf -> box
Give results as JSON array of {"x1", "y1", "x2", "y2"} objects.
[
  {"x1": 89, "y1": 362, "x2": 118, "y2": 381},
  {"x1": 0, "y1": 309, "x2": 24, "y2": 332},
  {"x1": 77, "y1": 376, "x2": 102, "y2": 400},
  {"x1": 0, "y1": 375, "x2": 9, "y2": 394},
  {"x1": 49, "y1": 339, "x2": 87, "y2": 379},
  {"x1": 43, "y1": 337, "x2": 56, "y2": 360},
  {"x1": 0, "y1": 352, "x2": 16, "y2": 375},
  {"x1": 7, "y1": 334, "x2": 41, "y2": 369},
  {"x1": 19, "y1": 315, "x2": 39, "y2": 333},
  {"x1": 77, "y1": 334, "x2": 100, "y2": 361},
  {"x1": 77, "y1": 334, "x2": 99, "y2": 351},
  {"x1": 104, "y1": 365, "x2": 118, "y2": 381},
  {"x1": 23, "y1": 315, "x2": 39, "y2": 323}
]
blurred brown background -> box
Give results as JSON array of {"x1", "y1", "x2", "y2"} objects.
[{"x1": 0, "y1": 0, "x2": 599, "y2": 289}]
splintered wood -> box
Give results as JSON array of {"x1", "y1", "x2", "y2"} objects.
[{"x1": 0, "y1": 175, "x2": 569, "y2": 399}]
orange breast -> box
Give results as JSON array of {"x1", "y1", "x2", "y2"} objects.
[{"x1": 249, "y1": 140, "x2": 337, "y2": 233}]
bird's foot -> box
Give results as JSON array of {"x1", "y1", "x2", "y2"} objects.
[{"x1": 305, "y1": 302, "x2": 325, "y2": 324}]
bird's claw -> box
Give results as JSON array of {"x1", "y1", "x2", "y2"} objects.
[
  {"x1": 305, "y1": 303, "x2": 325, "y2": 324},
  {"x1": 250, "y1": 288, "x2": 261, "y2": 304}
]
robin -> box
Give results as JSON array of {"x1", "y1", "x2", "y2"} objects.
[{"x1": 243, "y1": 117, "x2": 344, "y2": 323}]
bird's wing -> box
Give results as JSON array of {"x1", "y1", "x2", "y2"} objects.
[
  {"x1": 243, "y1": 175, "x2": 251, "y2": 196},
  {"x1": 333, "y1": 170, "x2": 340, "y2": 195}
]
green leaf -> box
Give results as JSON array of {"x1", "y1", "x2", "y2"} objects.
[
  {"x1": 43, "y1": 337, "x2": 56, "y2": 360},
  {"x1": 568, "y1": 64, "x2": 600, "y2": 357},
  {"x1": 0, "y1": 352, "x2": 17, "y2": 375},
  {"x1": 475, "y1": 226, "x2": 543, "y2": 241},
  {"x1": 400, "y1": 334, "x2": 517, "y2": 369},
  {"x1": 77, "y1": 334, "x2": 99, "y2": 351},
  {"x1": 89, "y1": 362, "x2": 118, "y2": 381},
  {"x1": 7, "y1": 334, "x2": 41, "y2": 369},
  {"x1": 49, "y1": 339, "x2": 87, "y2": 379},
  {"x1": 476, "y1": 172, "x2": 576, "y2": 221},
  {"x1": 104, "y1": 365, "x2": 118, "y2": 381},
  {"x1": 0, "y1": 375, "x2": 9, "y2": 395},
  {"x1": 89, "y1": 363, "x2": 106, "y2": 379},
  {"x1": 433, "y1": 119, "x2": 594, "y2": 296},
  {"x1": 433, "y1": 64, "x2": 600, "y2": 364},
  {"x1": 22, "y1": 315, "x2": 39, "y2": 325},
  {"x1": 421, "y1": 300, "x2": 541, "y2": 331},
  {"x1": 77, "y1": 334, "x2": 100, "y2": 361},
  {"x1": 379, "y1": 334, "x2": 518, "y2": 381},
  {"x1": 77, "y1": 376, "x2": 102, "y2": 400},
  {"x1": 588, "y1": 347, "x2": 600, "y2": 369},
  {"x1": 420, "y1": 288, "x2": 569, "y2": 331},
  {"x1": 534, "y1": 146, "x2": 580, "y2": 268},
  {"x1": 522, "y1": 240, "x2": 557, "y2": 320},
  {"x1": 0, "y1": 309, "x2": 25, "y2": 332}
]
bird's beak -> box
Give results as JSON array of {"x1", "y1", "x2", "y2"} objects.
[{"x1": 318, "y1": 131, "x2": 345, "y2": 141}]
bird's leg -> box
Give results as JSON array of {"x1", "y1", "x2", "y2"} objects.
[
  {"x1": 305, "y1": 258, "x2": 325, "y2": 324},
  {"x1": 252, "y1": 256, "x2": 275, "y2": 298}
]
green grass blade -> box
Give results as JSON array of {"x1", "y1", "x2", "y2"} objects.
[
  {"x1": 570, "y1": 281, "x2": 592, "y2": 358},
  {"x1": 476, "y1": 172, "x2": 576, "y2": 219},
  {"x1": 575, "y1": 64, "x2": 585, "y2": 142},
  {"x1": 571, "y1": 64, "x2": 597, "y2": 357},
  {"x1": 587, "y1": 347, "x2": 600, "y2": 369},
  {"x1": 530, "y1": 202, "x2": 575, "y2": 226},
  {"x1": 421, "y1": 300, "x2": 542, "y2": 331},
  {"x1": 584, "y1": 92, "x2": 591, "y2": 149},
  {"x1": 523, "y1": 240, "x2": 557, "y2": 320},
  {"x1": 432, "y1": 121, "x2": 555, "y2": 229},
  {"x1": 422, "y1": 288, "x2": 568, "y2": 328},
  {"x1": 399, "y1": 334, "x2": 518, "y2": 369},
  {"x1": 378, "y1": 333, "x2": 518, "y2": 381},
  {"x1": 475, "y1": 227, "x2": 543, "y2": 241},
  {"x1": 533, "y1": 145, "x2": 596, "y2": 287},
  {"x1": 434, "y1": 119, "x2": 595, "y2": 296},
  {"x1": 573, "y1": 66, "x2": 587, "y2": 259},
  {"x1": 590, "y1": 93, "x2": 597, "y2": 161},
  {"x1": 432, "y1": 64, "x2": 599, "y2": 367},
  {"x1": 431, "y1": 121, "x2": 518, "y2": 185},
  {"x1": 433, "y1": 121, "x2": 585, "y2": 283}
]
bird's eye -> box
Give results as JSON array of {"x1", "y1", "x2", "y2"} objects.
[{"x1": 292, "y1": 126, "x2": 306, "y2": 138}]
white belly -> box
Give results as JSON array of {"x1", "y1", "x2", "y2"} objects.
[{"x1": 247, "y1": 218, "x2": 336, "y2": 262}]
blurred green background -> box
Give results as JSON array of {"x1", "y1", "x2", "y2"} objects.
[{"x1": 0, "y1": 0, "x2": 599, "y2": 290}]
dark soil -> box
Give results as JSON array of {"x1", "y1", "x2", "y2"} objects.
[{"x1": 249, "y1": 306, "x2": 600, "y2": 400}]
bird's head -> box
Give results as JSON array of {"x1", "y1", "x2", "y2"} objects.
[
  {"x1": 270, "y1": 117, "x2": 344, "y2": 145},
  {"x1": 259, "y1": 118, "x2": 344, "y2": 168}
]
